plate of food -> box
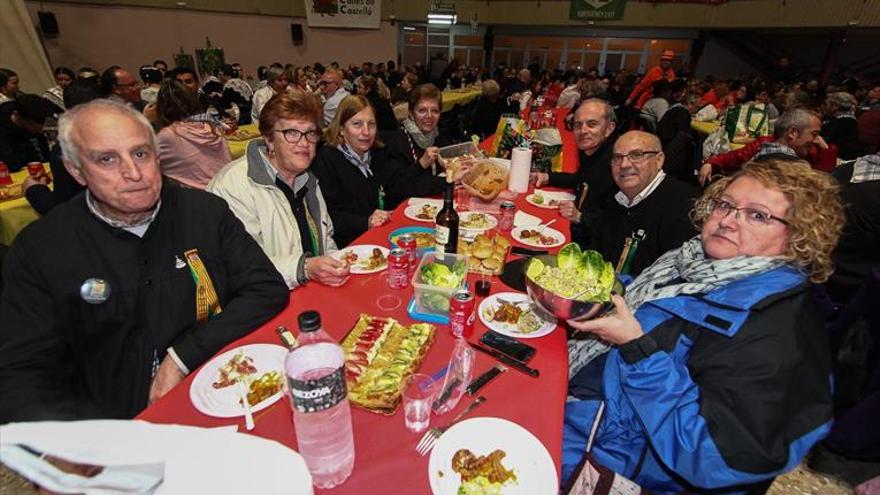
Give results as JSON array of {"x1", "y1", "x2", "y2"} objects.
[
  {"x1": 525, "y1": 190, "x2": 575, "y2": 209},
  {"x1": 335, "y1": 244, "x2": 389, "y2": 274},
  {"x1": 389, "y1": 226, "x2": 436, "y2": 253},
  {"x1": 459, "y1": 212, "x2": 498, "y2": 232},
  {"x1": 428, "y1": 417, "x2": 557, "y2": 495},
  {"x1": 511, "y1": 226, "x2": 566, "y2": 248},
  {"x1": 478, "y1": 292, "x2": 556, "y2": 338},
  {"x1": 190, "y1": 343, "x2": 287, "y2": 418},
  {"x1": 404, "y1": 203, "x2": 440, "y2": 223}
]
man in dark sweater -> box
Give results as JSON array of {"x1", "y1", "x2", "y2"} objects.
[
  {"x1": 0, "y1": 99, "x2": 288, "y2": 421},
  {"x1": 535, "y1": 99, "x2": 617, "y2": 246},
  {"x1": 577, "y1": 131, "x2": 699, "y2": 276}
]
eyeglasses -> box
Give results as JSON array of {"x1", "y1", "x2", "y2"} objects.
[
  {"x1": 610, "y1": 150, "x2": 661, "y2": 166},
  {"x1": 274, "y1": 128, "x2": 320, "y2": 145},
  {"x1": 706, "y1": 198, "x2": 789, "y2": 227},
  {"x1": 115, "y1": 81, "x2": 140, "y2": 89},
  {"x1": 318, "y1": 80, "x2": 336, "y2": 87}
]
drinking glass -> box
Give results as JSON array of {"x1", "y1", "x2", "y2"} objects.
[{"x1": 401, "y1": 373, "x2": 436, "y2": 433}]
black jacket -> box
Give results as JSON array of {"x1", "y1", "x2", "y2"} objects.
[
  {"x1": 583, "y1": 175, "x2": 699, "y2": 276},
  {"x1": 549, "y1": 139, "x2": 616, "y2": 245},
  {"x1": 823, "y1": 115, "x2": 863, "y2": 161},
  {"x1": 827, "y1": 161, "x2": 880, "y2": 303},
  {"x1": 657, "y1": 105, "x2": 700, "y2": 185},
  {"x1": 0, "y1": 101, "x2": 50, "y2": 171},
  {"x1": 0, "y1": 186, "x2": 288, "y2": 421},
  {"x1": 311, "y1": 145, "x2": 446, "y2": 247}
]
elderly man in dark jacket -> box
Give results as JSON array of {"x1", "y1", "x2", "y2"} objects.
[{"x1": 0, "y1": 99, "x2": 288, "y2": 422}]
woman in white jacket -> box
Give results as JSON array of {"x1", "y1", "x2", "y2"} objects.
[{"x1": 208, "y1": 91, "x2": 349, "y2": 289}]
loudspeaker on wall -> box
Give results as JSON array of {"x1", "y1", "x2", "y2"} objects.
[
  {"x1": 38, "y1": 11, "x2": 59, "y2": 36},
  {"x1": 291, "y1": 24, "x2": 304, "y2": 46}
]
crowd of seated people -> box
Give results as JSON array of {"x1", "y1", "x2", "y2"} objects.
[{"x1": 0, "y1": 51, "x2": 878, "y2": 494}]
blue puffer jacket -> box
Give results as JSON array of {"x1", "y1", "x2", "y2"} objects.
[{"x1": 562, "y1": 266, "x2": 833, "y2": 494}]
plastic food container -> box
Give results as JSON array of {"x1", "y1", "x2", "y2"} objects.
[
  {"x1": 411, "y1": 252, "x2": 469, "y2": 317},
  {"x1": 437, "y1": 141, "x2": 484, "y2": 161}
]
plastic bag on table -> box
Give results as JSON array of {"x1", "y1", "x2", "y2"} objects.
[
  {"x1": 723, "y1": 102, "x2": 770, "y2": 144},
  {"x1": 694, "y1": 104, "x2": 719, "y2": 122},
  {"x1": 532, "y1": 127, "x2": 563, "y2": 173},
  {"x1": 432, "y1": 337, "x2": 475, "y2": 415},
  {"x1": 702, "y1": 126, "x2": 731, "y2": 161},
  {"x1": 490, "y1": 115, "x2": 528, "y2": 160}
]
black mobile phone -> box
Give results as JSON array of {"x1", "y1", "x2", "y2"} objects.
[{"x1": 480, "y1": 331, "x2": 536, "y2": 362}]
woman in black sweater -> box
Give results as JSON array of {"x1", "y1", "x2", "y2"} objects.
[{"x1": 380, "y1": 84, "x2": 453, "y2": 179}]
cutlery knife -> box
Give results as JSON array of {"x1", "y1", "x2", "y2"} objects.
[
  {"x1": 466, "y1": 364, "x2": 507, "y2": 395},
  {"x1": 468, "y1": 342, "x2": 539, "y2": 378}
]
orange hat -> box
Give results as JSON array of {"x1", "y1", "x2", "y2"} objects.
[{"x1": 661, "y1": 49, "x2": 675, "y2": 61}]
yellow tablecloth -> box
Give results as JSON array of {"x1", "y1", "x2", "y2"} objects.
[
  {"x1": 441, "y1": 88, "x2": 482, "y2": 113},
  {"x1": 690, "y1": 119, "x2": 745, "y2": 151},
  {"x1": 0, "y1": 170, "x2": 43, "y2": 246},
  {"x1": 691, "y1": 119, "x2": 720, "y2": 135},
  {"x1": 226, "y1": 124, "x2": 261, "y2": 160}
]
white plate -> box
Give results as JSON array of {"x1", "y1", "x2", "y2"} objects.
[
  {"x1": 190, "y1": 343, "x2": 287, "y2": 418},
  {"x1": 511, "y1": 226, "x2": 566, "y2": 248},
  {"x1": 334, "y1": 244, "x2": 390, "y2": 274},
  {"x1": 525, "y1": 191, "x2": 575, "y2": 209},
  {"x1": 428, "y1": 417, "x2": 558, "y2": 495},
  {"x1": 478, "y1": 292, "x2": 556, "y2": 339},
  {"x1": 459, "y1": 211, "x2": 498, "y2": 232},
  {"x1": 404, "y1": 203, "x2": 440, "y2": 223},
  {"x1": 0, "y1": 420, "x2": 313, "y2": 494}
]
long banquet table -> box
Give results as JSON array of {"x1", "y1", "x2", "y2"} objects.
[
  {"x1": 138, "y1": 193, "x2": 571, "y2": 494},
  {"x1": 138, "y1": 109, "x2": 580, "y2": 494}
]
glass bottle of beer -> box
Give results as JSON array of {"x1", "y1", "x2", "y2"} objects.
[{"x1": 434, "y1": 184, "x2": 459, "y2": 259}]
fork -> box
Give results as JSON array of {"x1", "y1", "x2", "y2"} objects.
[{"x1": 416, "y1": 396, "x2": 487, "y2": 456}]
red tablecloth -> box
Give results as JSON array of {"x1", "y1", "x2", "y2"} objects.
[{"x1": 138, "y1": 110, "x2": 580, "y2": 494}]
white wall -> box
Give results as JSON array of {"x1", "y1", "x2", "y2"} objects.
[{"x1": 24, "y1": 2, "x2": 398, "y2": 76}]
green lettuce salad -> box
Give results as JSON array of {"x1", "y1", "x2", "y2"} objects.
[{"x1": 525, "y1": 243, "x2": 615, "y2": 302}]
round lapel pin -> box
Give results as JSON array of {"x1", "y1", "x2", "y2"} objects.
[{"x1": 80, "y1": 278, "x2": 111, "y2": 304}]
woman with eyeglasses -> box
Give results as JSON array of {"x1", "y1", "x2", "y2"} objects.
[
  {"x1": 207, "y1": 91, "x2": 347, "y2": 289},
  {"x1": 312, "y1": 94, "x2": 468, "y2": 247},
  {"x1": 561, "y1": 159, "x2": 844, "y2": 493}
]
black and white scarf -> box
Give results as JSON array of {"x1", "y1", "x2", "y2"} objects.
[
  {"x1": 568, "y1": 237, "x2": 789, "y2": 378},
  {"x1": 402, "y1": 118, "x2": 438, "y2": 151}
]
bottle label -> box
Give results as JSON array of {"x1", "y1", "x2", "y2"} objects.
[
  {"x1": 288, "y1": 366, "x2": 347, "y2": 413},
  {"x1": 435, "y1": 225, "x2": 450, "y2": 258}
]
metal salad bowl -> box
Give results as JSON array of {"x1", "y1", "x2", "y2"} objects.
[{"x1": 524, "y1": 255, "x2": 625, "y2": 322}]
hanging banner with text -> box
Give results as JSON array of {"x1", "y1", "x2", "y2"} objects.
[
  {"x1": 304, "y1": 0, "x2": 382, "y2": 29},
  {"x1": 569, "y1": 0, "x2": 627, "y2": 20}
]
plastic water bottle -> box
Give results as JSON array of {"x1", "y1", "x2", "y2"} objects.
[{"x1": 285, "y1": 310, "x2": 355, "y2": 488}]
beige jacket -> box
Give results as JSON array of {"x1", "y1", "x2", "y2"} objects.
[{"x1": 207, "y1": 139, "x2": 337, "y2": 289}]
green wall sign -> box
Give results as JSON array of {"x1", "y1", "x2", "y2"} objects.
[{"x1": 570, "y1": 0, "x2": 628, "y2": 21}]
